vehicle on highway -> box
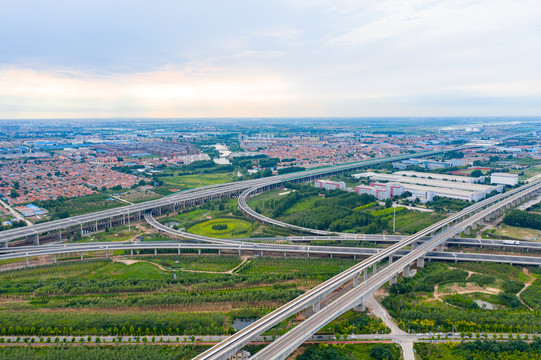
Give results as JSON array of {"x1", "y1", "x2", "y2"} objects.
[{"x1": 503, "y1": 240, "x2": 520, "y2": 245}]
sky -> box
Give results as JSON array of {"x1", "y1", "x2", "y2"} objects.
[{"x1": 0, "y1": 0, "x2": 540, "y2": 119}]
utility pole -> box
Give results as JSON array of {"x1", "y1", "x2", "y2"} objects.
[{"x1": 393, "y1": 205, "x2": 396, "y2": 233}]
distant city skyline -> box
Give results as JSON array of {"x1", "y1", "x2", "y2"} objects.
[{"x1": 1, "y1": 0, "x2": 540, "y2": 119}]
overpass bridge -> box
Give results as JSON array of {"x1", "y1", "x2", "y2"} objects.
[
  {"x1": 194, "y1": 177, "x2": 541, "y2": 360},
  {"x1": 0, "y1": 146, "x2": 472, "y2": 248}
]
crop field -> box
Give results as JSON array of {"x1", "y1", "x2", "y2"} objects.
[
  {"x1": 35, "y1": 193, "x2": 125, "y2": 220},
  {"x1": 187, "y1": 218, "x2": 253, "y2": 238},
  {"x1": 297, "y1": 343, "x2": 401, "y2": 360}
]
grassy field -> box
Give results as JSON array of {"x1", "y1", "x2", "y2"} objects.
[
  {"x1": 0, "y1": 345, "x2": 210, "y2": 360},
  {"x1": 162, "y1": 172, "x2": 236, "y2": 190},
  {"x1": 483, "y1": 224, "x2": 541, "y2": 241},
  {"x1": 393, "y1": 211, "x2": 445, "y2": 234},
  {"x1": 187, "y1": 218, "x2": 253, "y2": 238},
  {"x1": 160, "y1": 198, "x2": 290, "y2": 238},
  {"x1": 150, "y1": 255, "x2": 243, "y2": 272}
]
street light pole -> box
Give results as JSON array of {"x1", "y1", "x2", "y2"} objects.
[{"x1": 393, "y1": 205, "x2": 396, "y2": 233}]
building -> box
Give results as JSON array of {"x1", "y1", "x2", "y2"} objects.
[
  {"x1": 370, "y1": 173, "x2": 502, "y2": 202},
  {"x1": 314, "y1": 180, "x2": 346, "y2": 191},
  {"x1": 371, "y1": 182, "x2": 405, "y2": 197},
  {"x1": 491, "y1": 173, "x2": 519, "y2": 186},
  {"x1": 408, "y1": 190, "x2": 435, "y2": 203},
  {"x1": 355, "y1": 185, "x2": 389, "y2": 200},
  {"x1": 394, "y1": 171, "x2": 484, "y2": 184}
]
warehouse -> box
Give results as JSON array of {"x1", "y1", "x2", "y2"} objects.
[
  {"x1": 370, "y1": 173, "x2": 502, "y2": 202},
  {"x1": 393, "y1": 171, "x2": 485, "y2": 183},
  {"x1": 491, "y1": 173, "x2": 519, "y2": 186}
]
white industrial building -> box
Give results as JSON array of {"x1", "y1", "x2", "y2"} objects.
[
  {"x1": 491, "y1": 173, "x2": 519, "y2": 186},
  {"x1": 394, "y1": 171, "x2": 485, "y2": 183},
  {"x1": 314, "y1": 179, "x2": 346, "y2": 191},
  {"x1": 408, "y1": 189, "x2": 435, "y2": 203},
  {"x1": 370, "y1": 173, "x2": 502, "y2": 202},
  {"x1": 354, "y1": 183, "x2": 404, "y2": 200}
]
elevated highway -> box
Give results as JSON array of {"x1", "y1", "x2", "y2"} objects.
[
  {"x1": 2, "y1": 240, "x2": 541, "y2": 268},
  {"x1": 0, "y1": 146, "x2": 473, "y2": 248},
  {"x1": 194, "y1": 178, "x2": 541, "y2": 360}
]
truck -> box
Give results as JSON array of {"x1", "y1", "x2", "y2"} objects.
[{"x1": 503, "y1": 240, "x2": 520, "y2": 245}]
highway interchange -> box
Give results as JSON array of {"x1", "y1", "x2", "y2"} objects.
[{"x1": 1, "y1": 138, "x2": 541, "y2": 360}]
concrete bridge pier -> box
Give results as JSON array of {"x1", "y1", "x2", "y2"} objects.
[
  {"x1": 80, "y1": 252, "x2": 84, "y2": 261},
  {"x1": 312, "y1": 302, "x2": 321, "y2": 312},
  {"x1": 198, "y1": 249, "x2": 201, "y2": 256},
  {"x1": 417, "y1": 257, "x2": 425, "y2": 268},
  {"x1": 388, "y1": 256, "x2": 393, "y2": 265},
  {"x1": 373, "y1": 263, "x2": 377, "y2": 274},
  {"x1": 463, "y1": 227, "x2": 470, "y2": 236},
  {"x1": 0, "y1": 242, "x2": 7, "y2": 248},
  {"x1": 363, "y1": 268, "x2": 368, "y2": 281},
  {"x1": 436, "y1": 243, "x2": 444, "y2": 252},
  {"x1": 154, "y1": 249, "x2": 158, "y2": 256},
  {"x1": 403, "y1": 265, "x2": 411, "y2": 277},
  {"x1": 389, "y1": 274, "x2": 398, "y2": 285},
  {"x1": 53, "y1": 254, "x2": 57, "y2": 263},
  {"x1": 130, "y1": 249, "x2": 133, "y2": 256},
  {"x1": 411, "y1": 241, "x2": 418, "y2": 250},
  {"x1": 26, "y1": 255, "x2": 30, "y2": 267}
]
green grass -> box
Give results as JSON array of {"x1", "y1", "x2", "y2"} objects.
[
  {"x1": 485, "y1": 224, "x2": 541, "y2": 241},
  {"x1": 162, "y1": 172, "x2": 236, "y2": 190},
  {"x1": 187, "y1": 218, "x2": 253, "y2": 238},
  {"x1": 0, "y1": 345, "x2": 211, "y2": 360},
  {"x1": 393, "y1": 211, "x2": 445, "y2": 234},
  {"x1": 147, "y1": 255, "x2": 242, "y2": 272},
  {"x1": 73, "y1": 226, "x2": 141, "y2": 243},
  {"x1": 283, "y1": 196, "x2": 319, "y2": 215}
]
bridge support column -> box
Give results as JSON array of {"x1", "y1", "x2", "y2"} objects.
[
  {"x1": 417, "y1": 257, "x2": 425, "y2": 268},
  {"x1": 437, "y1": 244, "x2": 444, "y2": 252},
  {"x1": 109, "y1": 217, "x2": 112, "y2": 228},
  {"x1": 260, "y1": 250, "x2": 264, "y2": 257},
  {"x1": 239, "y1": 249, "x2": 242, "y2": 256},
  {"x1": 363, "y1": 269, "x2": 368, "y2": 281},
  {"x1": 198, "y1": 249, "x2": 201, "y2": 256},
  {"x1": 58, "y1": 229, "x2": 62, "y2": 240},
  {"x1": 373, "y1": 263, "x2": 377, "y2": 274},
  {"x1": 390, "y1": 274, "x2": 398, "y2": 285},
  {"x1": 80, "y1": 224, "x2": 84, "y2": 236},
  {"x1": 312, "y1": 302, "x2": 321, "y2": 312},
  {"x1": 178, "y1": 248, "x2": 181, "y2": 255},
  {"x1": 411, "y1": 242, "x2": 418, "y2": 250},
  {"x1": 95, "y1": 221, "x2": 98, "y2": 232},
  {"x1": 130, "y1": 249, "x2": 133, "y2": 256},
  {"x1": 0, "y1": 242, "x2": 7, "y2": 248},
  {"x1": 353, "y1": 254, "x2": 356, "y2": 260},
  {"x1": 80, "y1": 252, "x2": 84, "y2": 261},
  {"x1": 354, "y1": 303, "x2": 365, "y2": 312},
  {"x1": 353, "y1": 274, "x2": 360, "y2": 287},
  {"x1": 218, "y1": 249, "x2": 221, "y2": 256},
  {"x1": 33, "y1": 234, "x2": 39, "y2": 245},
  {"x1": 403, "y1": 265, "x2": 411, "y2": 277},
  {"x1": 106, "y1": 249, "x2": 109, "y2": 259},
  {"x1": 388, "y1": 256, "x2": 393, "y2": 265},
  {"x1": 463, "y1": 227, "x2": 470, "y2": 236},
  {"x1": 54, "y1": 254, "x2": 57, "y2": 263},
  {"x1": 155, "y1": 249, "x2": 158, "y2": 256}
]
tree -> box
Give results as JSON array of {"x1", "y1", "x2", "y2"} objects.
[
  {"x1": 471, "y1": 169, "x2": 483, "y2": 177},
  {"x1": 369, "y1": 344, "x2": 392, "y2": 359},
  {"x1": 385, "y1": 198, "x2": 393, "y2": 208}
]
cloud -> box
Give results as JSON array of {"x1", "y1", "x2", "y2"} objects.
[{"x1": 0, "y1": 0, "x2": 540, "y2": 118}]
